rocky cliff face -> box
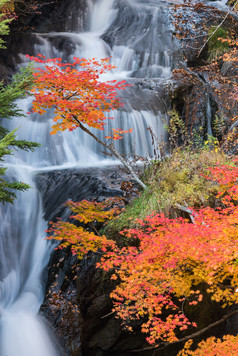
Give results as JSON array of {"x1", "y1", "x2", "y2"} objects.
[
  {"x1": 34, "y1": 152, "x2": 187, "y2": 356},
  {"x1": 36, "y1": 167, "x2": 148, "y2": 356},
  {"x1": 170, "y1": 2, "x2": 238, "y2": 149}
]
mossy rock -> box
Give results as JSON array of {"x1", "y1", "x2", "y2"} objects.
[{"x1": 207, "y1": 26, "x2": 230, "y2": 61}]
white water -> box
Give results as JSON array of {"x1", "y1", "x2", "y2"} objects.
[
  {"x1": 0, "y1": 0, "x2": 179, "y2": 354},
  {"x1": 0, "y1": 166, "x2": 59, "y2": 356},
  {"x1": 206, "y1": 95, "x2": 213, "y2": 137}
]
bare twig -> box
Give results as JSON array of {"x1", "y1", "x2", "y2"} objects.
[
  {"x1": 73, "y1": 116, "x2": 147, "y2": 190},
  {"x1": 197, "y1": 0, "x2": 238, "y2": 57},
  {"x1": 101, "y1": 310, "x2": 115, "y2": 319}
]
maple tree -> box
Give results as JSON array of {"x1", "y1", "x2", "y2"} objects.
[
  {"x1": 47, "y1": 198, "x2": 124, "y2": 259},
  {"x1": 47, "y1": 154, "x2": 238, "y2": 352},
  {"x1": 96, "y1": 160, "x2": 238, "y2": 348},
  {"x1": 29, "y1": 55, "x2": 146, "y2": 189}
]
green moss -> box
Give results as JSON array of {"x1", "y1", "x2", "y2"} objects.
[
  {"x1": 207, "y1": 26, "x2": 230, "y2": 61},
  {"x1": 105, "y1": 148, "x2": 232, "y2": 241}
]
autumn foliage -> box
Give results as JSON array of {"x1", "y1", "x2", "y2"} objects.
[
  {"x1": 98, "y1": 161, "x2": 238, "y2": 344},
  {"x1": 99, "y1": 204, "x2": 238, "y2": 343},
  {"x1": 31, "y1": 49, "x2": 238, "y2": 352},
  {"x1": 28, "y1": 54, "x2": 148, "y2": 188},
  {"x1": 48, "y1": 158, "x2": 238, "y2": 350},
  {"x1": 0, "y1": 0, "x2": 15, "y2": 19},
  {"x1": 178, "y1": 335, "x2": 238, "y2": 356},
  {"x1": 47, "y1": 198, "x2": 123, "y2": 259},
  {"x1": 28, "y1": 55, "x2": 129, "y2": 139}
]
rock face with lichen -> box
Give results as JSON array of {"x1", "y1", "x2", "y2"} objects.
[{"x1": 170, "y1": 2, "x2": 238, "y2": 149}]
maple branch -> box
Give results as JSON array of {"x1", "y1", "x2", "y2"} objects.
[
  {"x1": 65, "y1": 91, "x2": 80, "y2": 101},
  {"x1": 197, "y1": 0, "x2": 238, "y2": 57},
  {"x1": 73, "y1": 116, "x2": 147, "y2": 190},
  {"x1": 131, "y1": 309, "x2": 238, "y2": 353}
]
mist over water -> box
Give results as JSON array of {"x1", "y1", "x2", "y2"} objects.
[{"x1": 0, "y1": 0, "x2": 179, "y2": 354}]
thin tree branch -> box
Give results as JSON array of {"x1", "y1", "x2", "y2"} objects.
[
  {"x1": 101, "y1": 310, "x2": 115, "y2": 319},
  {"x1": 197, "y1": 0, "x2": 238, "y2": 57},
  {"x1": 73, "y1": 116, "x2": 147, "y2": 190},
  {"x1": 131, "y1": 309, "x2": 238, "y2": 353}
]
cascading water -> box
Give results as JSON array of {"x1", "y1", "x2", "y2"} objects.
[
  {"x1": 0, "y1": 164, "x2": 60, "y2": 355},
  {"x1": 206, "y1": 94, "x2": 213, "y2": 137},
  {"x1": 0, "y1": 0, "x2": 180, "y2": 354}
]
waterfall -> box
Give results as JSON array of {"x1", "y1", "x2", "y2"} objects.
[
  {"x1": 206, "y1": 94, "x2": 213, "y2": 137},
  {"x1": 0, "y1": 165, "x2": 60, "y2": 356},
  {"x1": 0, "y1": 0, "x2": 179, "y2": 354}
]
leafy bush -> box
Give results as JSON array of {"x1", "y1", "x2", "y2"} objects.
[{"x1": 105, "y1": 147, "x2": 232, "y2": 238}]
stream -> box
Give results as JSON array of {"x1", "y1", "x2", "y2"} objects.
[{"x1": 0, "y1": 0, "x2": 180, "y2": 354}]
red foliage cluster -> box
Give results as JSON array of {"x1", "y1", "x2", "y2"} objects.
[
  {"x1": 47, "y1": 161, "x2": 238, "y2": 347},
  {"x1": 97, "y1": 161, "x2": 238, "y2": 344},
  {"x1": 27, "y1": 55, "x2": 129, "y2": 139}
]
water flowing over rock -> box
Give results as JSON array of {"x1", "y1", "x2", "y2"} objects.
[{"x1": 5, "y1": 0, "x2": 234, "y2": 355}]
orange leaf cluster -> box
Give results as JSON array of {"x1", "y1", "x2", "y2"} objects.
[
  {"x1": 0, "y1": 0, "x2": 15, "y2": 21},
  {"x1": 98, "y1": 161, "x2": 238, "y2": 344},
  {"x1": 179, "y1": 335, "x2": 238, "y2": 356},
  {"x1": 105, "y1": 128, "x2": 133, "y2": 141},
  {"x1": 27, "y1": 55, "x2": 128, "y2": 135},
  {"x1": 47, "y1": 160, "x2": 238, "y2": 346},
  {"x1": 203, "y1": 159, "x2": 238, "y2": 203},
  {"x1": 47, "y1": 199, "x2": 122, "y2": 259}
]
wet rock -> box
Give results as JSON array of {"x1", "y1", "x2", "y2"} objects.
[
  {"x1": 35, "y1": 166, "x2": 124, "y2": 222},
  {"x1": 38, "y1": 166, "x2": 135, "y2": 355},
  {"x1": 77, "y1": 256, "x2": 148, "y2": 356},
  {"x1": 221, "y1": 60, "x2": 238, "y2": 77},
  {"x1": 88, "y1": 318, "x2": 122, "y2": 349},
  {"x1": 171, "y1": 2, "x2": 238, "y2": 67},
  {"x1": 12, "y1": 0, "x2": 87, "y2": 33},
  {"x1": 170, "y1": 78, "x2": 217, "y2": 142},
  {"x1": 40, "y1": 243, "x2": 82, "y2": 355}
]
